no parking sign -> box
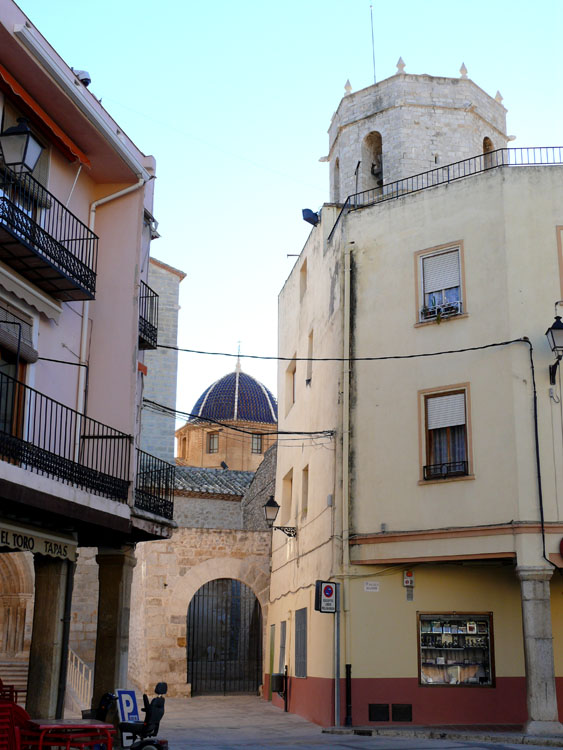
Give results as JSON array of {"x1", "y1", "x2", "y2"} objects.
[{"x1": 314, "y1": 580, "x2": 337, "y2": 613}]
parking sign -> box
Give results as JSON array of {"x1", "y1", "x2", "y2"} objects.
[
  {"x1": 116, "y1": 690, "x2": 139, "y2": 748},
  {"x1": 315, "y1": 580, "x2": 337, "y2": 612}
]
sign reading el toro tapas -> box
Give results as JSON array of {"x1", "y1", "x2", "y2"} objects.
[{"x1": 0, "y1": 519, "x2": 77, "y2": 561}]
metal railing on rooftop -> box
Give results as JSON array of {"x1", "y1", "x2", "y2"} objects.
[
  {"x1": 135, "y1": 448, "x2": 174, "y2": 520},
  {"x1": 0, "y1": 165, "x2": 98, "y2": 299},
  {"x1": 328, "y1": 147, "x2": 563, "y2": 241},
  {"x1": 0, "y1": 371, "x2": 130, "y2": 500}
]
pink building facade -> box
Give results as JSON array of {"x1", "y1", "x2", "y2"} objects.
[{"x1": 0, "y1": 1, "x2": 175, "y2": 717}]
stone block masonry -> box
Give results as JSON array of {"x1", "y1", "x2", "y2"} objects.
[
  {"x1": 128, "y1": 527, "x2": 272, "y2": 696},
  {"x1": 328, "y1": 72, "x2": 508, "y2": 203}
]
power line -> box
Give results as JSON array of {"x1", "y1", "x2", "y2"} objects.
[
  {"x1": 142, "y1": 398, "x2": 334, "y2": 438},
  {"x1": 158, "y1": 337, "x2": 529, "y2": 362}
]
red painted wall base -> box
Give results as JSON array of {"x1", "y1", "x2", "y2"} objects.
[{"x1": 264, "y1": 674, "x2": 534, "y2": 728}]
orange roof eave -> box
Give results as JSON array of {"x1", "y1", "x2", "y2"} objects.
[{"x1": 0, "y1": 63, "x2": 91, "y2": 169}]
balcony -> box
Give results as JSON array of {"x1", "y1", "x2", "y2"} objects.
[
  {"x1": 0, "y1": 371, "x2": 130, "y2": 500},
  {"x1": 135, "y1": 449, "x2": 174, "y2": 520},
  {"x1": 0, "y1": 165, "x2": 98, "y2": 301},
  {"x1": 423, "y1": 461, "x2": 468, "y2": 480},
  {"x1": 138, "y1": 280, "x2": 158, "y2": 350}
]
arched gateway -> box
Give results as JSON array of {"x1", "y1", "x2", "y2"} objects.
[{"x1": 187, "y1": 578, "x2": 262, "y2": 695}]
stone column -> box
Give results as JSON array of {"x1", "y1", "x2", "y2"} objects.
[
  {"x1": 26, "y1": 555, "x2": 69, "y2": 718},
  {"x1": 517, "y1": 566, "x2": 563, "y2": 735},
  {"x1": 92, "y1": 546, "x2": 136, "y2": 706}
]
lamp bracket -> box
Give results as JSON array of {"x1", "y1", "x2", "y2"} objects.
[
  {"x1": 274, "y1": 526, "x2": 297, "y2": 538},
  {"x1": 550, "y1": 360, "x2": 560, "y2": 386}
]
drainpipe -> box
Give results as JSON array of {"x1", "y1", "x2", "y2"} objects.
[
  {"x1": 76, "y1": 178, "x2": 145, "y2": 418},
  {"x1": 341, "y1": 241, "x2": 354, "y2": 717}
]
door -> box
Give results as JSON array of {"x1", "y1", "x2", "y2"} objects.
[{"x1": 187, "y1": 578, "x2": 262, "y2": 695}]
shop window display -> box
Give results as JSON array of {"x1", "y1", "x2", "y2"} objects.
[{"x1": 418, "y1": 613, "x2": 494, "y2": 686}]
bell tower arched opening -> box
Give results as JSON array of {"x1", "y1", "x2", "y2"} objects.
[
  {"x1": 331, "y1": 158, "x2": 341, "y2": 203},
  {"x1": 361, "y1": 131, "x2": 383, "y2": 192},
  {"x1": 483, "y1": 137, "x2": 495, "y2": 168}
]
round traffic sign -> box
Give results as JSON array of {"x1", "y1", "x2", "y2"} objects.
[{"x1": 323, "y1": 584, "x2": 334, "y2": 598}]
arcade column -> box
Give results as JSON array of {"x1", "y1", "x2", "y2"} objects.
[
  {"x1": 517, "y1": 566, "x2": 563, "y2": 735},
  {"x1": 93, "y1": 546, "x2": 136, "y2": 706},
  {"x1": 27, "y1": 555, "x2": 74, "y2": 718}
]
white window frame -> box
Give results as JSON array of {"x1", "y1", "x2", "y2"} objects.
[{"x1": 418, "y1": 245, "x2": 464, "y2": 323}]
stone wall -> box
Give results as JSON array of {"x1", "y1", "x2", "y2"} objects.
[
  {"x1": 129, "y1": 528, "x2": 271, "y2": 695},
  {"x1": 69, "y1": 548, "x2": 98, "y2": 665},
  {"x1": 140, "y1": 258, "x2": 185, "y2": 463},
  {"x1": 328, "y1": 72, "x2": 508, "y2": 202},
  {"x1": 242, "y1": 443, "x2": 277, "y2": 531},
  {"x1": 174, "y1": 494, "x2": 243, "y2": 529}
]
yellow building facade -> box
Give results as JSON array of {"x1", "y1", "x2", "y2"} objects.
[{"x1": 266, "y1": 68, "x2": 563, "y2": 733}]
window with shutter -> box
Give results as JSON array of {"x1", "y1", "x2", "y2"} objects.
[
  {"x1": 420, "y1": 248, "x2": 462, "y2": 321},
  {"x1": 295, "y1": 608, "x2": 307, "y2": 678},
  {"x1": 424, "y1": 391, "x2": 469, "y2": 480}
]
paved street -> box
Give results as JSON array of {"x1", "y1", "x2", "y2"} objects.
[{"x1": 158, "y1": 696, "x2": 563, "y2": 750}]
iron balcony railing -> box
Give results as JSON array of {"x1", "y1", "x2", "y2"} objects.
[
  {"x1": 0, "y1": 165, "x2": 98, "y2": 300},
  {"x1": 135, "y1": 448, "x2": 174, "y2": 520},
  {"x1": 0, "y1": 371, "x2": 130, "y2": 500},
  {"x1": 423, "y1": 461, "x2": 469, "y2": 481},
  {"x1": 138, "y1": 280, "x2": 158, "y2": 350},
  {"x1": 328, "y1": 147, "x2": 563, "y2": 241}
]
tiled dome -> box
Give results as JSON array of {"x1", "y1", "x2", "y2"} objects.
[{"x1": 190, "y1": 364, "x2": 277, "y2": 424}]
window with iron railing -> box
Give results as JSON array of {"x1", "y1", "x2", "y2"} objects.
[
  {"x1": 138, "y1": 280, "x2": 158, "y2": 350},
  {"x1": 0, "y1": 164, "x2": 98, "y2": 300},
  {"x1": 0, "y1": 370, "x2": 130, "y2": 499},
  {"x1": 423, "y1": 391, "x2": 469, "y2": 480},
  {"x1": 135, "y1": 448, "x2": 174, "y2": 520}
]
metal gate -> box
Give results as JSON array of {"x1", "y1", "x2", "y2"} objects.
[{"x1": 187, "y1": 578, "x2": 262, "y2": 695}]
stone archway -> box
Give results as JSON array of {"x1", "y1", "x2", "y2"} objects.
[
  {"x1": 186, "y1": 578, "x2": 262, "y2": 695},
  {"x1": 0, "y1": 551, "x2": 34, "y2": 657},
  {"x1": 143, "y1": 546, "x2": 269, "y2": 697}
]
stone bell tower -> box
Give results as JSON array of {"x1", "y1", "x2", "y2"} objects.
[{"x1": 326, "y1": 60, "x2": 508, "y2": 203}]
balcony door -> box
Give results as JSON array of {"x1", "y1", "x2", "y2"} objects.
[{"x1": 0, "y1": 350, "x2": 25, "y2": 438}]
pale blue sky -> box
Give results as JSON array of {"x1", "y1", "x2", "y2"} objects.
[{"x1": 14, "y1": 0, "x2": 563, "y2": 416}]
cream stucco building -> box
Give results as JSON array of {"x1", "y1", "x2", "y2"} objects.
[{"x1": 266, "y1": 65, "x2": 563, "y2": 733}]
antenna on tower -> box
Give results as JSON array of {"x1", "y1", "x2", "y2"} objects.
[{"x1": 370, "y1": 4, "x2": 376, "y2": 84}]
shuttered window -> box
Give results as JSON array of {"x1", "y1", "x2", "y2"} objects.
[
  {"x1": 426, "y1": 393, "x2": 465, "y2": 430},
  {"x1": 420, "y1": 249, "x2": 462, "y2": 316},
  {"x1": 422, "y1": 251, "x2": 460, "y2": 294},
  {"x1": 424, "y1": 391, "x2": 468, "y2": 479},
  {"x1": 0, "y1": 304, "x2": 37, "y2": 363},
  {"x1": 295, "y1": 608, "x2": 307, "y2": 678}
]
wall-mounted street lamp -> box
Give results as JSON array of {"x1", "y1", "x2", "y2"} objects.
[
  {"x1": 546, "y1": 315, "x2": 563, "y2": 385},
  {"x1": 0, "y1": 118, "x2": 44, "y2": 175},
  {"x1": 263, "y1": 496, "x2": 297, "y2": 538}
]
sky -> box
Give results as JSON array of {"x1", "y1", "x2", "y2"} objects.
[{"x1": 13, "y1": 0, "x2": 563, "y2": 420}]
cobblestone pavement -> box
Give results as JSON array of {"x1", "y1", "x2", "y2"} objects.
[{"x1": 157, "y1": 696, "x2": 563, "y2": 750}]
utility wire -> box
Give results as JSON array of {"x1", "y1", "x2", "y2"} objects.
[
  {"x1": 159, "y1": 337, "x2": 528, "y2": 362},
  {"x1": 143, "y1": 398, "x2": 334, "y2": 438}
]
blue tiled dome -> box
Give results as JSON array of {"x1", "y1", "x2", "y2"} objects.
[{"x1": 190, "y1": 366, "x2": 277, "y2": 424}]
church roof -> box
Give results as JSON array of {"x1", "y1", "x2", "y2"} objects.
[
  {"x1": 190, "y1": 364, "x2": 277, "y2": 424},
  {"x1": 175, "y1": 466, "x2": 254, "y2": 497}
]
